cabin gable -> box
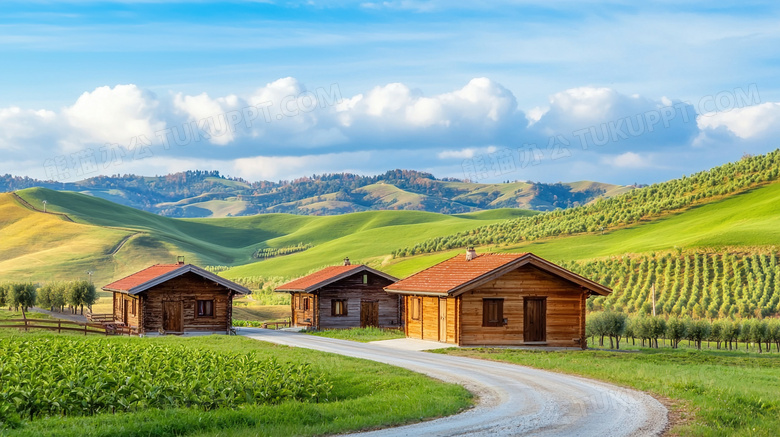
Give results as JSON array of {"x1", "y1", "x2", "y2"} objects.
[{"x1": 138, "y1": 272, "x2": 236, "y2": 334}]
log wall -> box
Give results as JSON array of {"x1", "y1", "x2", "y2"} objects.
[
  {"x1": 316, "y1": 272, "x2": 399, "y2": 329},
  {"x1": 291, "y1": 292, "x2": 315, "y2": 327},
  {"x1": 458, "y1": 265, "x2": 585, "y2": 347},
  {"x1": 140, "y1": 272, "x2": 234, "y2": 334},
  {"x1": 113, "y1": 292, "x2": 140, "y2": 329}
]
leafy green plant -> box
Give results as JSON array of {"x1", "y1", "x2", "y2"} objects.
[{"x1": 0, "y1": 337, "x2": 332, "y2": 422}]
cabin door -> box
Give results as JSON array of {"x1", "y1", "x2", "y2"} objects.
[
  {"x1": 438, "y1": 298, "x2": 447, "y2": 342},
  {"x1": 122, "y1": 299, "x2": 129, "y2": 324},
  {"x1": 524, "y1": 297, "x2": 546, "y2": 342},
  {"x1": 163, "y1": 301, "x2": 183, "y2": 332},
  {"x1": 360, "y1": 301, "x2": 379, "y2": 328}
]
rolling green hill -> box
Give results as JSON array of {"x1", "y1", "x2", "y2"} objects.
[
  {"x1": 0, "y1": 188, "x2": 535, "y2": 285},
  {"x1": 379, "y1": 177, "x2": 780, "y2": 318}
]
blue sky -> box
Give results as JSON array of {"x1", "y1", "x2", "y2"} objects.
[{"x1": 2, "y1": 1, "x2": 780, "y2": 185}]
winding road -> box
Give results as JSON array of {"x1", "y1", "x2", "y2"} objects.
[{"x1": 238, "y1": 328, "x2": 667, "y2": 437}]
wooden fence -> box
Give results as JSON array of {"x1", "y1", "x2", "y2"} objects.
[
  {"x1": 262, "y1": 320, "x2": 292, "y2": 330},
  {"x1": 0, "y1": 318, "x2": 110, "y2": 335},
  {"x1": 86, "y1": 311, "x2": 114, "y2": 323}
]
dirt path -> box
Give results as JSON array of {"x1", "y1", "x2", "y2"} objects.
[
  {"x1": 108, "y1": 232, "x2": 138, "y2": 256},
  {"x1": 28, "y1": 307, "x2": 88, "y2": 323},
  {"x1": 11, "y1": 192, "x2": 75, "y2": 222},
  {"x1": 238, "y1": 328, "x2": 667, "y2": 437}
]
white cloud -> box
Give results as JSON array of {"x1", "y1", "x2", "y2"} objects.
[
  {"x1": 63, "y1": 84, "x2": 165, "y2": 145},
  {"x1": 0, "y1": 107, "x2": 58, "y2": 154},
  {"x1": 0, "y1": 77, "x2": 775, "y2": 186},
  {"x1": 697, "y1": 102, "x2": 780, "y2": 139},
  {"x1": 602, "y1": 152, "x2": 649, "y2": 168},
  {"x1": 437, "y1": 145, "x2": 497, "y2": 160},
  {"x1": 232, "y1": 151, "x2": 372, "y2": 181}
]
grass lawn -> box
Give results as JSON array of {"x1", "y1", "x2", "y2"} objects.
[
  {"x1": 0, "y1": 331, "x2": 471, "y2": 437},
  {"x1": 306, "y1": 327, "x2": 407, "y2": 343},
  {"x1": 435, "y1": 347, "x2": 780, "y2": 436},
  {"x1": 0, "y1": 310, "x2": 51, "y2": 321}
]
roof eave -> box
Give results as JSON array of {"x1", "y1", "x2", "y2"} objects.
[
  {"x1": 275, "y1": 266, "x2": 398, "y2": 294},
  {"x1": 383, "y1": 288, "x2": 449, "y2": 297},
  {"x1": 119, "y1": 265, "x2": 251, "y2": 296}
]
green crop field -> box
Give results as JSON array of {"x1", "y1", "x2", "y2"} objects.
[{"x1": 0, "y1": 332, "x2": 471, "y2": 436}]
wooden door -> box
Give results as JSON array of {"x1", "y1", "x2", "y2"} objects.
[
  {"x1": 524, "y1": 298, "x2": 546, "y2": 342},
  {"x1": 163, "y1": 301, "x2": 182, "y2": 332},
  {"x1": 361, "y1": 301, "x2": 379, "y2": 328},
  {"x1": 123, "y1": 299, "x2": 128, "y2": 324},
  {"x1": 438, "y1": 298, "x2": 447, "y2": 342}
]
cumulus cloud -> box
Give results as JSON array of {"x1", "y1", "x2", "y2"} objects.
[
  {"x1": 0, "y1": 77, "x2": 776, "y2": 185},
  {"x1": 0, "y1": 107, "x2": 58, "y2": 156},
  {"x1": 601, "y1": 152, "x2": 650, "y2": 168},
  {"x1": 63, "y1": 84, "x2": 165, "y2": 146},
  {"x1": 697, "y1": 102, "x2": 780, "y2": 139},
  {"x1": 437, "y1": 146, "x2": 497, "y2": 160}
]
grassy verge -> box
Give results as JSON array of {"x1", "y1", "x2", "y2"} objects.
[
  {"x1": 1, "y1": 331, "x2": 471, "y2": 437},
  {"x1": 435, "y1": 347, "x2": 780, "y2": 436},
  {"x1": 0, "y1": 310, "x2": 52, "y2": 321},
  {"x1": 305, "y1": 327, "x2": 407, "y2": 343}
]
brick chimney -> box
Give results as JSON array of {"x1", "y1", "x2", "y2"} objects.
[
  {"x1": 466, "y1": 247, "x2": 477, "y2": 261},
  {"x1": 343, "y1": 257, "x2": 351, "y2": 266},
  {"x1": 177, "y1": 255, "x2": 185, "y2": 265}
]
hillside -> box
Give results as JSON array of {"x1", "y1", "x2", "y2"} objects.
[
  {"x1": 377, "y1": 153, "x2": 780, "y2": 318},
  {"x1": 0, "y1": 169, "x2": 630, "y2": 217},
  {"x1": 0, "y1": 188, "x2": 535, "y2": 284},
  {"x1": 392, "y1": 150, "x2": 780, "y2": 257}
]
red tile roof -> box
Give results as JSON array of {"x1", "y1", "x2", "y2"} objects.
[
  {"x1": 103, "y1": 264, "x2": 185, "y2": 292},
  {"x1": 385, "y1": 253, "x2": 529, "y2": 294},
  {"x1": 276, "y1": 265, "x2": 363, "y2": 292}
]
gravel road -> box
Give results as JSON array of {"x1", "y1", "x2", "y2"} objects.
[{"x1": 238, "y1": 328, "x2": 667, "y2": 437}]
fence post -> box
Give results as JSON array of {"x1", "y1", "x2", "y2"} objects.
[{"x1": 58, "y1": 320, "x2": 61, "y2": 334}]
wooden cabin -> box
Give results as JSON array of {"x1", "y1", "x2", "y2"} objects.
[
  {"x1": 102, "y1": 261, "x2": 250, "y2": 334},
  {"x1": 276, "y1": 258, "x2": 400, "y2": 329},
  {"x1": 384, "y1": 249, "x2": 611, "y2": 348}
]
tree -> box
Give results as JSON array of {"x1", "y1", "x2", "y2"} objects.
[
  {"x1": 769, "y1": 319, "x2": 780, "y2": 353},
  {"x1": 648, "y1": 317, "x2": 666, "y2": 348},
  {"x1": 739, "y1": 319, "x2": 753, "y2": 351},
  {"x1": 36, "y1": 283, "x2": 55, "y2": 310},
  {"x1": 666, "y1": 317, "x2": 687, "y2": 348},
  {"x1": 687, "y1": 319, "x2": 711, "y2": 350},
  {"x1": 51, "y1": 282, "x2": 68, "y2": 312},
  {"x1": 68, "y1": 280, "x2": 97, "y2": 315},
  {"x1": 0, "y1": 283, "x2": 8, "y2": 309},
  {"x1": 604, "y1": 311, "x2": 628, "y2": 349},
  {"x1": 9, "y1": 283, "x2": 36, "y2": 317},
  {"x1": 586, "y1": 312, "x2": 609, "y2": 347},
  {"x1": 748, "y1": 319, "x2": 769, "y2": 353},
  {"x1": 710, "y1": 320, "x2": 724, "y2": 349}
]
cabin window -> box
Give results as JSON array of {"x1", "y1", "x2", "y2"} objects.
[
  {"x1": 362, "y1": 274, "x2": 368, "y2": 284},
  {"x1": 303, "y1": 297, "x2": 310, "y2": 311},
  {"x1": 331, "y1": 299, "x2": 348, "y2": 316},
  {"x1": 411, "y1": 297, "x2": 421, "y2": 320},
  {"x1": 131, "y1": 299, "x2": 136, "y2": 316},
  {"x1": 482, "y1": 299, "x2": 504, "y2": 327},
  {"x1": 197, "y1": 300, "x2": 214, "y2": 317}
]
